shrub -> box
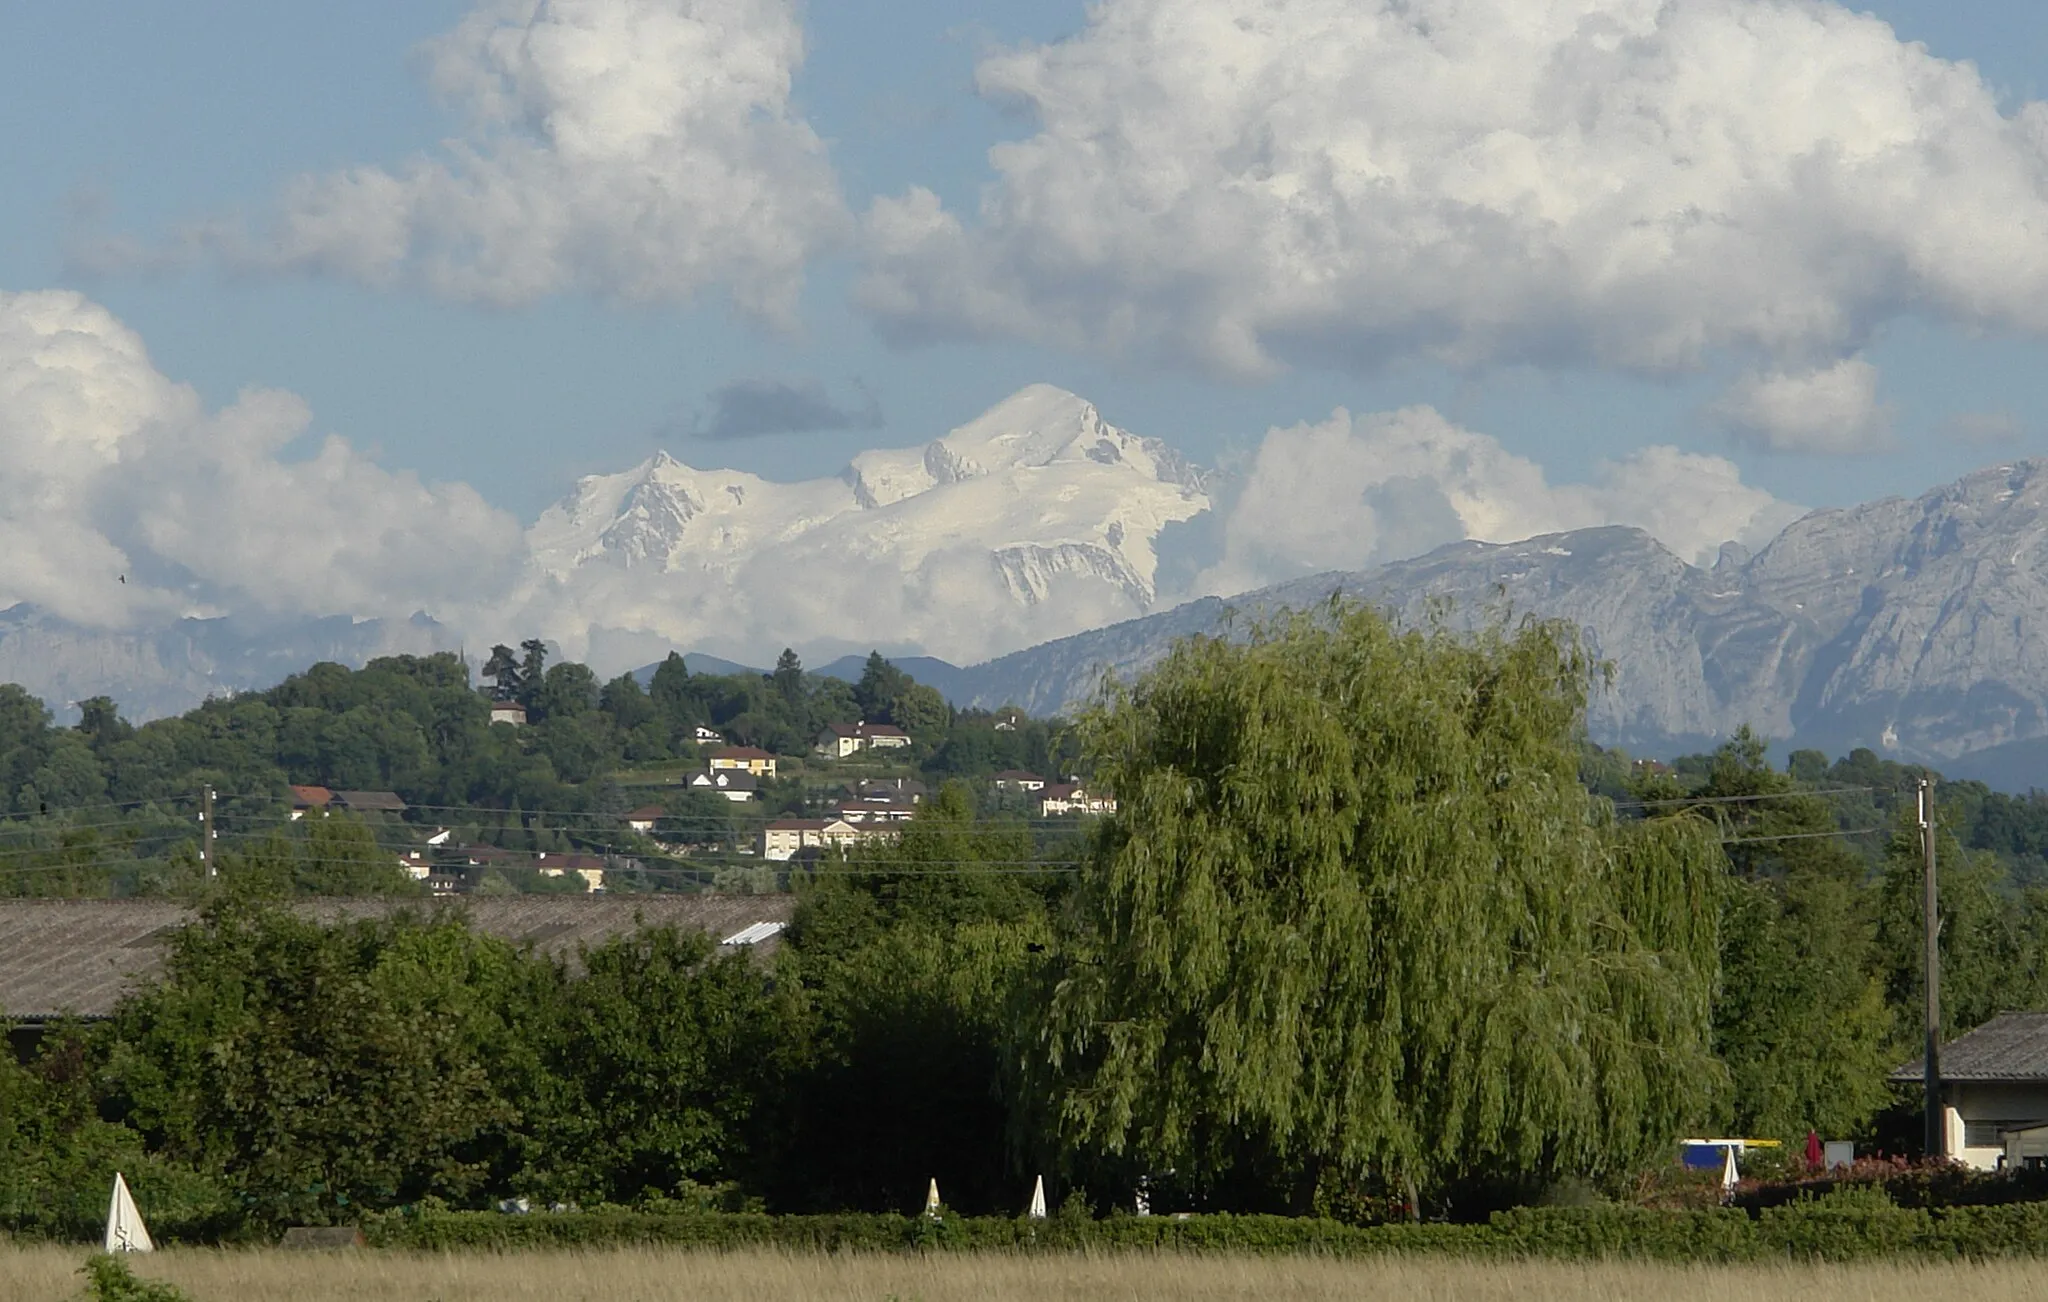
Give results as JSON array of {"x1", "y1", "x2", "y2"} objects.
[
  {"x1": 351, "y1": 1198, "x2": 2048, "y2": 1261},
  {"x1": 81, "y1": 1255, "x2": 193, "y2": 1302}
]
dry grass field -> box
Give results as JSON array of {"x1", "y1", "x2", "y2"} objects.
[{"x1": 6, "y1": 1244, "x2": 2048, "y2": 1302}]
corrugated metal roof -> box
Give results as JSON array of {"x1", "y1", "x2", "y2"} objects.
[
  {"x1": 0, "y1": 894, "x2": 797, "y2": 1021},
  {"x1": 1892, "y1": 1013, "x2": 2048, "y2": 1082}
]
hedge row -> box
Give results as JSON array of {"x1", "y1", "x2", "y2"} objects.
[{"x1": 356, "y1": 1197, "x2": 2048, "y2": 1261}]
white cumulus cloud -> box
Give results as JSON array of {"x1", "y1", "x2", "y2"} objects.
[
  {"x1": 862, "y1": 0, "x2": 2048, "y2": 394},
  {"x1": 196, "y1": 0, "x2": 846, "y2": 321},
  {"x1": 1711, "y1": 356, "x2": 1894, "y2": 453},
  {"x1": 0, "y1": 289, "x2": 526, "y2": 629},
  {"x1": 1195, "y1": 406, "x2": 1802, "y2": 597}
]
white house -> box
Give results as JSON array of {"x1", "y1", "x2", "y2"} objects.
[
  {"x1": 1893, "y1": 1013, "x2": 2048, "y2": 1171},
  {"x1": 814, "y1": 721, "x2": 914, "y2": 758},
  {"x1": 760, "y1": 818, "x2": 900, "y2": 861},
  {"x1": 489, "y1": 701, "x2": 527, "y2": 726},
  {"x1": 1037, "y1": 782, "x2": 1116, "y2": 817},
  {"x1": 693, "y1": 725, "x2": 724, "y2": 744},
  {"x1": 832, "y1": 799, "x2": 919, "y2": 825},
  {"x1": 992, "y1": 770, "x2": 1046, "y2": 793}
]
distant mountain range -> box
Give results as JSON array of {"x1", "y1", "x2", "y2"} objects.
[
  {"x1": 0, "y1": 606, "x2": 457, "y2": 722},
  {"x1": 921, "y1": 459, "x2": 2048, "y2": 788},
  {"x1": 634, "y1": 457, "x2": 2048, "y2": 787},
  {"x1": 7, "y1": 386, "x2": 2048, "y2": 789}
]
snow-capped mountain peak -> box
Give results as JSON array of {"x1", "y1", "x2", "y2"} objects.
[{"x1": 517, "y1": 386, "x2": 1212, "y2": 665}]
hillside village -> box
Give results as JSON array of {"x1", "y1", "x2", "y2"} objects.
[{"x1": 0, "y1": 642, "x2": 1109, "y2": 901}]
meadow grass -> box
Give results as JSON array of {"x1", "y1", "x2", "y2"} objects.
[{"x1": 9, "y1": 1243, "x2": 2048, "y2": 1302}]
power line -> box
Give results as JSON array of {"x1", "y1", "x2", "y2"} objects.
[
  {"x1": 1614, "y1": 786, "x2": 1877, "y2": 811},
  {"x1": 1721, "y1": 827, "x2": 1887, "y2": 846},
  {"x1": 0, "y1": 794, "x2": 198, "y2": 821}
]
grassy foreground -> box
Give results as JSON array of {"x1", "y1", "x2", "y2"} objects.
[{"x1": 10, "y1": 1246, "x2": 2048, "y2": 1302}]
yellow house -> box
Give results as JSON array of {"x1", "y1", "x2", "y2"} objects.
[{"x1": 708, "y1": 746, "x2": 778, "y2": 778}]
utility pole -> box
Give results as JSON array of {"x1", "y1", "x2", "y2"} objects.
[
  {"x1": 1920, "y1": 776, "x2": 1942, "y2": 1161},
  {"x1": 201, "y1": 785, "x2": 217, "y2": 879}
]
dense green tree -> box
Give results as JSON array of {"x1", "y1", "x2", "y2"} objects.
[
  {"x1": 853, "y1": 652, "x2": 911, "y2": 723},
  {"x1": 648, "y1": 652, "x2": 692, "y2": 725},
  {"x1": 1871, "y1": 824, "x2": 2048, "y2": 1055},
  {"x1": 892, "y1": 682, "x2": 950, "y2": 742},
  {"x1": 518, "y1": 927, "x2": 793, "y2": 1203},
  {"x1": 516, "y1": 639, "x2": 550, "y2": 708},
  {"x1": 1033, "y1": 605, "x2": 1724, "y2": 1212},
  {"x1": 481, "y1": 644, "x2": 522, "y2": 702},
  {"x1": 773, "y1": 786, "x2": 1053, "y2": 1213},
  {"x1": 218, "y1": 817, "x2": 423, "y2": 898},
  {"x1": 772, "y1": 649, "x2": 805, "y2": 706},
  {"x1": 599, "y1": 672, "x2": 655, "y2": 735},
  {"x1": 533, "y1": 662, "x2": 599, "y2": 721},
  {"x1": 0, "y1": 1027, "x2": 230, "y2": 1239},
  {"x1": 1653, "y1": 730, "x2": 1894, "y2": 1140},
  {"x1": 655, "y1": 789, "x2": 741, "y2": 848},
  {"x1": 98, "y1": 903, "x2": 523, "y2": 1226},
  {"x1": 76, "y1": 696, "x2": 134, "y2": 752}
]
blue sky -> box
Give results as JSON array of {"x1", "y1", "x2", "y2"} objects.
[
  {"x1": 4, "y1": 0, "x2": 2048, "y2": 674},
  {"x1": 0, "y1": 0, "x2": 2041, "y2": 519}
]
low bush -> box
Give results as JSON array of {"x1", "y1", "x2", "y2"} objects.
[{"x1": 351, "y1": 1191, "x2": 2048, "y2": 1262}]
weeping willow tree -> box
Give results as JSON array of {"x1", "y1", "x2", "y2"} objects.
[{"x1": 1029, "y1": 603, "x2": 1724, "y2": 1212}]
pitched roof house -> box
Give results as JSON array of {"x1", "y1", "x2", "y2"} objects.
[
  {"x1": 289, "y1": 785, "x2": 334, "y2": 820},
  {"x1": 624, "y1": 805, "x2": 667, "y2": 833},
  {"x1": 686, "y1": 770, "x2": 758, "y2": 802},
  {"x1": 533, "y1": 852, "x2": 607, "y2": 892},
  {"x1": 991, "y1": 770, "x2": 1046, "y2": 792},
  {"x1": 760, "y1": 817, "x2": 900, "y2": 861},
  {"x1": 1893, "y1": 1013, "x2": 2048, "y2": 1170},
  {"x1": 814, "y1": 721, "x2": 914, "y2": 758}
]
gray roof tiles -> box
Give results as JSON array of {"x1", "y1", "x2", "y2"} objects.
[
  {"x1": 1892, "y1": 1012, "x2": 2048, "y2": 1082},
  {"x1": 0, "y1": 894, "x2": 797, "y2": 1021}
]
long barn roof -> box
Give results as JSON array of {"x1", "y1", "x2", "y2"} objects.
[{"x1": 0, "y1": 895, "x2": 796, "y2": 1022}]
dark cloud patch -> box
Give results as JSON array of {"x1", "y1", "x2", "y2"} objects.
[{"x1": 696, "y1": 378, "x2": 883, "y2": 440}]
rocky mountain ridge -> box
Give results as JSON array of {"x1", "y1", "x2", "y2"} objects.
[{"x1": 939, "y1": 459, "x2": 2048, "y2": 785}]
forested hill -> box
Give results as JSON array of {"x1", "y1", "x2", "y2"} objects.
[
  {"x1": 0, "y1": 640, "x2": 2045, "y2": 898},
  {"x1": 0, "y1": 645, "x2": 1088, "y2": 897},
  {"x1": 0, "y1": 647, "x2": 1053, "y2": 815}
]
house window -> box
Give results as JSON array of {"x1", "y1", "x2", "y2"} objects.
[{"x1": 1964, "y1": 1121, "x2": 2007, "y2": 1148}]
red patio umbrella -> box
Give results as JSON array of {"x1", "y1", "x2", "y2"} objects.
[{"x1": 1805, "y1": 1130, "x2": 1824, "y2": 1168}]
